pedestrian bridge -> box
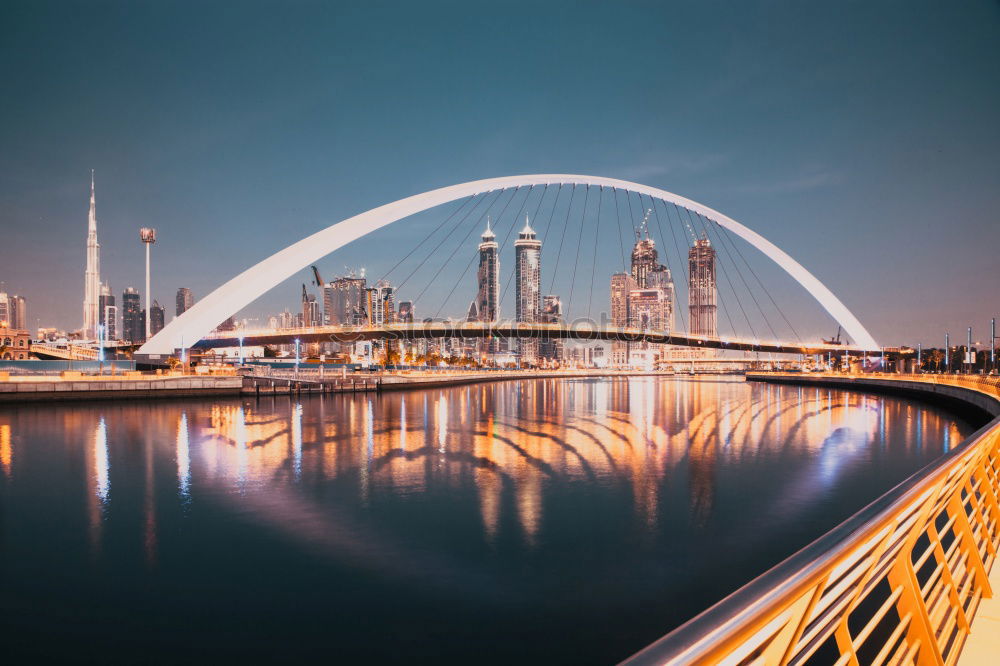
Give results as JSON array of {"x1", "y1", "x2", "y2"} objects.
[
  {"x1": 625, "y1": 373, "x2": 1000, "y2": 666},
  {"x1": 194, "y1": 321, "x2": 866, "y2": 356}
]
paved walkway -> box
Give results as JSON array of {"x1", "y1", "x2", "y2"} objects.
[{"x1": 958, "y1": 559, "x2": 1000, "y2": 664}]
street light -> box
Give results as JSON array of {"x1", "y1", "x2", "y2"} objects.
[
  {"x1": 140, "y1": 227, "x2": 156, "y2": 341},
  {"x1": 97, "y1": 323, "x2": 105, "y2": 367}
]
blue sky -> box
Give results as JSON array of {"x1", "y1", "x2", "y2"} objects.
[{"x1": 1, "y1": 1, "x2": 997, "y2": 345}]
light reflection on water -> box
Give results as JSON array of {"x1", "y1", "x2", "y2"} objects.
[{"x1": 0, "y1": 376, "x2": 976, "y2": 664}]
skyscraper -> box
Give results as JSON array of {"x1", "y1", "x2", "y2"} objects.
[
  {"x1": 610, "y1": 273, "x2": 637, "y2": 366},
  {"x1": 99, "y1": 283, "x2": 117, "y2": 340},
  {"x1": 0, "y1": 293, "x2": 27, "y2": 331},
  {"x1": 82, "y1": 171, "x2": 101, "y2": 338},
  {"x1": 150, "y1": 300, "x2": 165, "y2": 336},
  {"x1": 539, "y1": 294, "x2": 563, "y2": 362},
  {"x1": 301, "y1": 285, "x2": 321, "y2": 327},
  {"x1": 176, "y1": 288, "x2": 194, "y2": 317},
  {"x1": 366, "y1": 280, "x2": 395, "y2": 326},
  {"x1": 122, "y1": 287, "x2": 144, "y2": 343},
  {"x1": 688, "y1": 236, "x2": 718, "y2": 338},
  {"x1": 324, "y1": 275, "x2": 367, "y2": 325},
  {"x1": 397, "y1": 301, "x2": 414, "y2": 323},
  {"x1": 476, "y1": 217, "x2": 499, "y2": 324},
  {"x1": 11, "y1": 295, "x2": 26, "y2": 331},
  {"x1": 514, "y1": 217, "x2": 542, "y2": 363}
]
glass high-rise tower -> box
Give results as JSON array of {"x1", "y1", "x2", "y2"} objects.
[
  {"x1": 688, "y1": 236, "x2": 718, "y2": 338},
  {"x1": 514, "y1": 217, "x2": 541, "y2": 363}
]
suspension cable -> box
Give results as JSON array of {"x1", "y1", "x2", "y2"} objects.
[
  {"x1": 658, "y1": 198, "x2": 692, "y2": 337},
  {"x1": 397, "y1": 190, "x2": 495, "y2": 292},
  {"x1": 712, "y1": 219, "x2": 802, "y2": 344},
  {"x1": 612, "y1": 187, "x2": 627, "y2": 272},
  {"x1": 409, "y1": 188, "x2": 506, "y2": 308},
  {"x1": 587, "y1": 186, "x2": 603, "y2": 321},
  {"x1": 432, "y1": 187, "x2": 523, "y2": 318},
  {"x1": 565, "y1": 184, "x2": 590, "y2": 316},
  {"x1": 376, "y1": 194, "x2": 475, "y2": 285},
  {"x1": 547, "y1": 184, "x2": 578, "y2": 295},
  {"x1": 686, "y1": 206, "x2": 752, "y2": 340},
  {"x1": 647, "y1": 195, "x2": 688, "y2": 336},
  {"x1": 500, "y1": 184, "x2": 562, "y2": 308},
  {"x1": 698, "y1": 212, "x2": 779, "y2": 341}
]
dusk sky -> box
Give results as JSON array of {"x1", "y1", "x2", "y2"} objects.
[{"x1": 1, "y1": 1, "x2": 997, "y2": 346}]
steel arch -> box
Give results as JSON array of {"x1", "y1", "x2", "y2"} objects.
[{"x1": 138, "y1": 174, "x2": 877, "y2": 355}]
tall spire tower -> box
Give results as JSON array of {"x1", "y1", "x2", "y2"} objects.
[{"x1": 83, "y1": 170, "x2": 101, "y2": 338}]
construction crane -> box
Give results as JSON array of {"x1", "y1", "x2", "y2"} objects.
[
  {"x1": 311, "y1": 265, "x2": 325, "y2": 287},
  {"x1": 823, "y1": 326, "x2": 843, "y2": 346}
]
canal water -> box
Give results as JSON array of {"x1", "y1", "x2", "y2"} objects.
[{"x1": 0, "y1": 377, "x2": 977, "y2": 663}]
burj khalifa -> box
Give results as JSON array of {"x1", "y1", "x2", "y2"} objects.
[{"x1": 82, "y1": 171, "x2": 101, "y2": 339}]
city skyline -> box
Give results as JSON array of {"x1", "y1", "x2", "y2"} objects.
[{"x1": 0, "y1": 2, "x2": 997, "y2": 345}]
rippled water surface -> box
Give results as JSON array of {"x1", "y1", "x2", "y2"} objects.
[{"x1": 0, "y1": 377, "x2": 976, "y2": 663}]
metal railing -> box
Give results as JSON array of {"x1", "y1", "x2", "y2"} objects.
[{"x1": 625, "y1": 373, "x2": 1000, "y2": 666}]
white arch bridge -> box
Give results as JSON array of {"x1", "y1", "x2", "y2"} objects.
[{"x1": 137, "y1": 174, "x2": 879, "y2": 358}]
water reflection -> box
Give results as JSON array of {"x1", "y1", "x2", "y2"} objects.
[
  {"x1": 0, "y1": 377, "x2": 980, "y2": 664},
  {"x1": 177, "y1": 413, "x2": 190, "y2": 500},
  {"x1": 93, "y1": 417, "x2": 109, "y2": 503}
]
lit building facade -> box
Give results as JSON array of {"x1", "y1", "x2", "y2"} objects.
[
  {"x1": 99, "y1": 284, "x2": 117, "y2": 340},
  {"x1": 688, "y1": 236, "x2": 718, "y2": 339},
  {"x1": 324, "y1": 275, "x2": 367, "y2": 326},
  {"x1": 397, "y1": 301, "x2": 414, "y2": 323},
  {"x1": 366, "y1": 280, "x2": 395, "y2": 327},
  {"x1": 150, "y1": 300, "x2": 165, "y2": 336},
  {"x1": 539, "y1": 294, "x2": 563, "y2": 363},
  {"x1": 176, "y1": 287, "x2": 194, "y2": 317},
  {"x1": 476, "y1": 218, "x2": 499, "y2": 324},
  {"x1": 82, "y1": 171, "x2": 101, "y2": 338},
  {"x1": 122, "y1": 287, "x2": 144, "y2": 343},
  {"x1": 609, "y1": 272, "x2": 637, "y2": 366},
  {"x1": 514, "y1": 218, "x2": 542, "y2": 363},
  {"x1": 0, "y1": 293, "x2": 27, "y2": 331}
]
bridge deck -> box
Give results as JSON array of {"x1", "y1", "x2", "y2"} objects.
[{"x1": 193, "y1": 322, "x2": 868, "y2": 356}]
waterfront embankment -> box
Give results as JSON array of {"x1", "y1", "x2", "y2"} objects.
[{"x1": 0, "y1": 368, "x2": 678, "y2": 403}]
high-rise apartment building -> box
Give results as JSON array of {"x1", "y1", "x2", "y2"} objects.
[
  {"x1": 366, "y1": 280, "x2": 394, "y2": 327},
  {"x1": 150, "y1": 300, "x2": 165, "y2": 336},
  {"x1": 539, "y1": 294, "x2": 563, "y2": 362},
  {"x1": 0, "y1": 293, "x2": 27, "y2": 331},
  {"x1": 476, "y1": 218, "x2": 499, "y2": 324},
  {"x1": 324, "y1": 275, "x2": 367, "y2": 325},
  {"x1": 514, "y1": 217, "x2": 541, "y2": 363},
  {"x1": 176, "y1": 287, "x2": 194, "y2": 317},
  {"x1": 301, "y1": 285, "x2": 321, "y2": 327},
  {"x1": 688, "y1": 236, "x2": 718, "y2": 338},
  {"x1": 122, "y1": 287, "x2": 144, "y2": 343},
  {"x1": 610, "y1": 273, "x2": 637, "y2": 366},
  {"x1": 99, "y1": 283, "x2": 117, "y2": 340},
  {"x1": 82, "y1": 171, "x2": 101, "y2": 338},
  {"x1": 397, "y1": 301, "x2": 414, "y2": 323}
]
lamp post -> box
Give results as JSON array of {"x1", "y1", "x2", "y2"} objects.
[
  {"x1": 97, "y1": 323, "x2": 105, "y2": 370},
  {"x1": 945, "y1": 333, "x2": 950, "y2": 373},
  {"x1": 967, "y1": 326, "x2": 973, "y2": 374},
  {"x1": 991, "y1": 317, "x2": 997, "y2": 373},
  {"x1": 140, "y1": 228, "x2": 156, "y2": 341}
]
